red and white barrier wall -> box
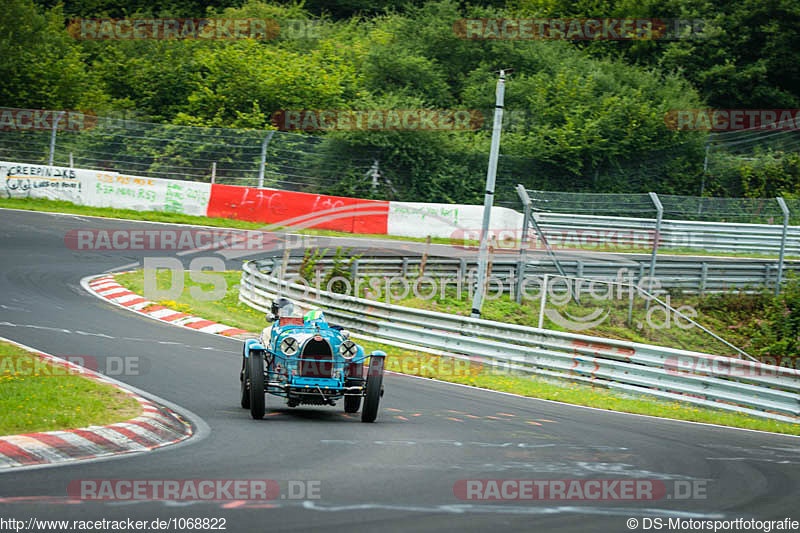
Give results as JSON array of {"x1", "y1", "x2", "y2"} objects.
[
  {"x1": 0, "y1": 161, "x2": 211, "y2": 217},
  {"x1": 387, "y1": 201, "x2": 522, "y2": 239},
  {"x1": 0, "y1": 161, "x2": 519, "y2": 239},
  {"x1": 205, "y1": 183, "x2": 389, "y2": 234}
]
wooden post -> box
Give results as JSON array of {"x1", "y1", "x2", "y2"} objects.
[
  {"x1": 281, "y1": 247, "x2": 290, "y2": 281},
  {"x1": 420, "y1": 235, "x2": 431, "y2": 277}
]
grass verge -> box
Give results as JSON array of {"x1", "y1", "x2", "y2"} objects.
[
  {"x1": 113, "y1": 269, "x2": 800, "y2": 435},
  {"x1": 0, "y1": 340, "x2": 141, "y2": 436},
  {"x1": 2, "y1": 196, "x2": 796, "y2": 259}
]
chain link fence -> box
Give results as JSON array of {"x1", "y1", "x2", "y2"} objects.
[
  {"x1": 522, "y1": 191, "x2": 657, "y2": 217},
  {"x1": 0, "y1": 108, "x2": 711, "y2": 205},
  {"x1": 703, "y1": 117, "x2": 800, "y2": 198},
  {"x1": 0, "y1": 109, "x2": 378, "y2": 194},
  {"x1": 526, "y1": 189, "x2": 795, "y2": 225}
]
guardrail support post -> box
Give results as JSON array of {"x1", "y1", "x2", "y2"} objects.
[
  {"x1": 485, "y1": 238, "x2": 495, "y2": 298},
  {"x1": 402, "y1": 257, "x2": 409, "y2": 277},
  {"x1": 627, "y1": 270, "x2": 635, "y2": 326},
  {"x1": 420, "y1": 236, "x2": 430, "y2": 277},
  {"x1": 350, "y1": 258, "x2": 359, "y2": 281},
  {"x1": 776, "y1": 197, "x2": 790, "y2": 295},
  {"x1": 646, "y1": 192, "x2": 664, "y2": 310},
  {"x1": 700, "y1": 262, "x2": 708, "y2": 296},
  {"x1": 538, "y1": 274, "x2": 548, "y2": 329}
]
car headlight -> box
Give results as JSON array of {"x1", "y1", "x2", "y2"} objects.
[
  {"x1": 339, "y1": 340, "x2": 357, "y2": 360},
  {"x1": 280, "y1": 336, "x2": 299, "y2": 356}
]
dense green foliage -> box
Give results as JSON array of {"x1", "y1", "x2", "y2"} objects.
[
  {"x1": 697, "y1": 277, "x2": 800, "y2": 357},
  {"x1": 510, "y1": 0, "x2": 800, "y2": 110},
  {"x1": 3, "y1": 0, "x2": 799, "y2": 202}
]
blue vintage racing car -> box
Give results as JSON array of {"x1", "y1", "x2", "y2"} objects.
[{"x1": 240, "y1": 298, "x2": 385, "y2": 422}]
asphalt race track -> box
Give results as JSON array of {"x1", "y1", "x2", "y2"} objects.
[{"x1": 0, "y1": 208, "x2": 798, "y2": 533}]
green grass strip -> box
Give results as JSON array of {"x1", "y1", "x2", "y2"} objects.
[{"x1": 0, "y1": 340, "x2": 141, "y2": 436}]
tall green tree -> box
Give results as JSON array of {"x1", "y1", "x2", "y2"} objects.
[
  {"x1": 510, "y1": 0, "x2": 800, "y2": 108},
  {"x1": 0, "y1": 0, "x2": 100, "y2": 109}
]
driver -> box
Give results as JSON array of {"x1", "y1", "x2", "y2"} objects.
[
  {"x1": 261, "y1": 298, "x2": 296, "y2": 345},
  {"x1": 270, "y1": 297, "x2": 295, "y2": 319},
  {"x1": 303, "y1": 308, "x2": 327, "y2": 325}
]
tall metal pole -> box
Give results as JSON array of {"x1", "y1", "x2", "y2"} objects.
[
  {"x1": 471, "y1": 69, "x2": 508, "y2": 318},
  {"x1": 775, "y1": 197, "x2": 789, "y2": 295},
  {"x1": 257, "y1": 130, "x2": 276, "y2": 188},
  {"x1": 48, "y1": 111, "x2": 66, "y2": 167}
]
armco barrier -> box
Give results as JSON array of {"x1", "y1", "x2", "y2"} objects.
[
  {"x1": 253, "y1": 254, "x2": 800, "y2": 294},
  {"x1": 536, "y1": 212, "x2": 800, "y2": 255},
  {"x1": 239, "y1": 260, "x2": 800, "y2": 424},
  {"x1": 386, "y1": 201, "x2": 800, "y2": 255}
]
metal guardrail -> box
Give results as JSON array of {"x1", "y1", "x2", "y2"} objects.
[
  {"x1": 259, "y1": 254, "x2": 800, "y2": 294},
  {"x1": 520, "y1": 189, "x2": 798, "y2": 297},
  {"x1": 536, "y1": 213, "x2": 800, "y2": 255},
  {"x1": 239, "y1": 260, "x2": 800, "y2": 424}
]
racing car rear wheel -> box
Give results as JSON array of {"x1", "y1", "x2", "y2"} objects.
[
  {"x1": 361, "y1": 356, "x2": 385, "y2": 423},
  {"x1": 249, "y1": 350, "x2": 265, "y2": 419}
]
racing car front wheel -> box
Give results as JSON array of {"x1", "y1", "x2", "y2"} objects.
[
  {"x1": 240, "y1": 345, "x2": 250, "y2": 409},
  {"x1": 249, "y1": 350, "x2": 266, "y2": 419},
  {"x1": 361, "y1": 354, "x2": 385, "y2": 423}
]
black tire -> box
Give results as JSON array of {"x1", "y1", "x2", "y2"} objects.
[
  {"x1": 249, "y1": 350, "x2": 265, "y2": 420},
  {"x1": 240, "y1": 343, "x2": 250, "y2": 409},
  {"x1": 344, "y1": 393, "x2": 361, "y2": 413},
  {"x1": 361, "y1": 356, "x2": 384, "y2": 423},
  {"x1": 240, "y1": 361, "x2": 250, "y2": 409}
]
